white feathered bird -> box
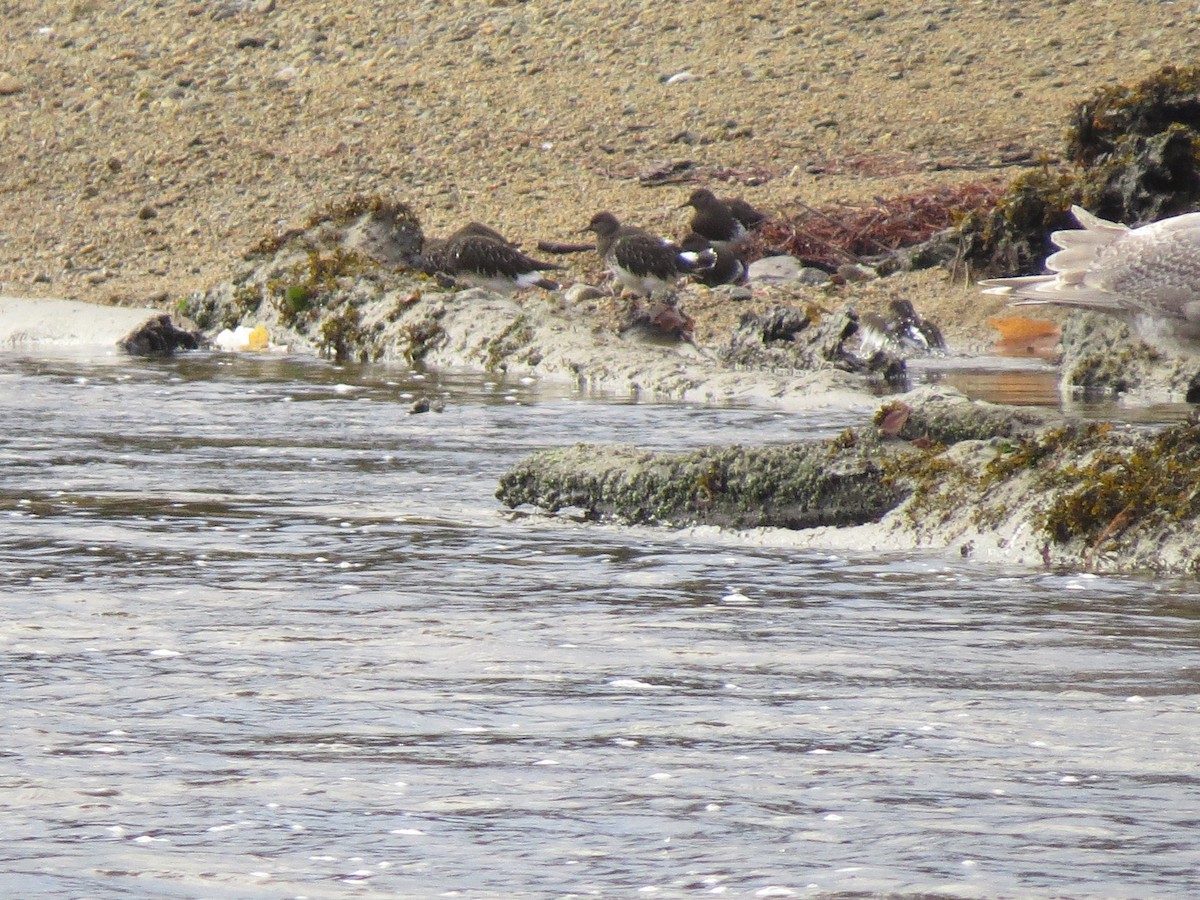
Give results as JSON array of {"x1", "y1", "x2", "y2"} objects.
[{"x1": 979, "y1": 205, "x2": 1200, "y2": 353}]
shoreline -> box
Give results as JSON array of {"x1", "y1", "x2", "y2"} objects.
[
  {"x1": 5, "y1": 278, "x2": 1198, "y2": 579},
  {"x1": 0, "y1": 295, "x2": 161, "y2": 350}
]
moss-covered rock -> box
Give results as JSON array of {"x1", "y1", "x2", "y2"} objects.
[
  {"x1": 497, "y1": 437, "x2": 907, "y2": 530},
  {"x1": 874, "y1": 388, "x2": 1057, "y2": 445},
  {"x1": 957, "y1": 166, "x2": 1080, "y2": 275},
  {"x1": 498, "y1": 388, "x2": 1200, "y2": 575},
  {"x1": 1057, "y1": 312, "x2": 1200, "y2": 402},
  {"x1": 1068, "y1": 64, "x2": 1200, "y2": 166},
  {"x1": 960, "y1": 65, "x2": 1200, "y2": 274},
  {"x1": 248, "y1": 194, "x2": 425, "y2": 268}
]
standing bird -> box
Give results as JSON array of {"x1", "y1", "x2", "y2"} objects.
[
  {"x1": 583, "y1": 211, "x2": 715, "y2": 296},
  {"x1": 979, "y1": 205, "x2": 1200, "y2": 353},
  {"x1": 680, "y1": 188, "x2": 767, "y2": 243},
  {"x1": 441, "y1": 222, "x2": 563, "y2": 293}
]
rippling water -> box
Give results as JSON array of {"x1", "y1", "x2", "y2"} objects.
[{"x1": 2, "y1": 351, "x2": 1198, "y2": 898}]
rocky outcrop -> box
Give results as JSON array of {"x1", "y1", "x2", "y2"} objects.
[
  {"x1": 499, "y1": 386, "x2": 1200, "y2": 576},
  {"x1": 1058, "y1": 312, "x2": 1200, "y2": 404},
  {"x1": 498, "y1": 437, "x2": 905, "y2": 531},
  {"x1": 171, "y1": 199, "x2": 1200, "y2": 576},
  {"x1": 178, "y1": 199, "x2": 893, "y2": 408}
]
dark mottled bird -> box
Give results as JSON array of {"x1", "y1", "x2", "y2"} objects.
[
  {"x1": 584, "y1": 211, "x2": 715, "y2": 296},
  {"x1": 679, "y1": 233, "x2": 747, "y2": 286},
  {"x1": 440, "y1": 223, "x2": 563, "y2": 293},
  {"x1": 980, "y1": 205, "x2": 1200, "y2": 353},
  {"x1": 680, "y1": 188, "x2": 767, "y2": 243},
  {"x1": 419, "y1": 223, "x2": 517, "y2": 276}
]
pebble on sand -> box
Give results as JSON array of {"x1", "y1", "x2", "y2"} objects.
[{"x1": 0, "y1": 73, "x2": 24, "y2": 95}]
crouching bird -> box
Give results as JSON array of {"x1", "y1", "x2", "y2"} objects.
[
  {"x1": 679, "y1": 187, "x2": 767, "y2": 243},
  {"x1": 435, "y1": 222, "x2": 563, "y2": 293}
]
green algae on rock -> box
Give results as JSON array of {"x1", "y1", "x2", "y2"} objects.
[
  {"x1": 498, "y1": 387, "x2": 1200, "y2": 576},
  {"x1": 497, "y1": 439, "x2": 907, "y2": 530},
  {"x1": 959, "y1": 65, "x2": 1200, "y2": 276}
]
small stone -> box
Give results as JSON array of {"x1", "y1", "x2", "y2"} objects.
[
  {"x1": 712, "y1": 284, "x2": 753, "y2": 301},
  {"x1": 837, "y1": 263, "x2": 877, "y2": 282},
  {"x1": 137, "y1": 204, "x2": 158, "y2": 220},
  {"x1": 747, "y1": 255, "x2": 808, "y2": 285},
  {"x1": 409, "y1": 397, "x2": 444, "y2": 414},
  {"x1": 254, "y1": 0, "x2": 276, "y2": 12},
  {"x1": 0, "y1": 72, "x2": 23, "y2": 95},
  {"x1": 796, "y1": 267, "x2": 832, "y2": 286},
  {"x1": 564, "y1": 283, "x2": 606, "y2": 304}
]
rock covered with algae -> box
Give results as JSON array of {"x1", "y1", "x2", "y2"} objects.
[
  {"x1": 498, "y1": 386, "x2": 1200, "y2": 576},
  {"x1": 497, "y1": 437, "x2": 906, "y2": 530}
]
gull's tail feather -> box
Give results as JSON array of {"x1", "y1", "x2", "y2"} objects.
[{"x1": 978, "y1": 206, "x2": 1131, "y2": 312}]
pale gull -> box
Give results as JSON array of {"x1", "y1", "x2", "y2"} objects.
[{"x1": 979, "y1": 204, "x2": 1200, "y2": 353}]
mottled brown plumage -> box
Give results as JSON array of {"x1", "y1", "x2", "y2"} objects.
[
  {"x1": 584, "y1": 211, "x2": 714, "y2": 295},
  {"x1": 680, "y1": 188, "x2": 767, "y2": 243},
  {"x1": 431, "y1": 223, "x2": 562, "y2": 293}
]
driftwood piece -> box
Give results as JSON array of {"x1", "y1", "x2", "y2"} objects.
[{"x1": 536, "y1": 240, "x2": 596, "y2": 254}]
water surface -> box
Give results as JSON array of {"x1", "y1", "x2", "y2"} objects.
[{"x1": 1, "y1": 351, "x2": 1198, "y2": 898}]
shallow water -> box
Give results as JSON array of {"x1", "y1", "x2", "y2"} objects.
[{"x1": 1, "y1": 351, "x2": 1198, "y2": 898}]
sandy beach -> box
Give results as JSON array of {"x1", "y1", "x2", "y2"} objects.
[{"x1": 1, "y1": 0, "x2": 1196, "y2": 345}]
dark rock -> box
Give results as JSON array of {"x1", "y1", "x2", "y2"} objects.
[
  {"x1": 1068, "y1": 64, "x2": 1200, "y2": 166},
  {"x1": 1085, "y1": 125, "x2": 1200, "y2": 226},
  {"x1": 743, "y1": 305, "x2": 811, "y2": 344},
  {"x1": 959, "y1": 65, "x2": 1200, "y2": 275},
  {"x1": 119, "y1": 314, "x2": 203, "y2": 356},
  {"x1": 409, "y1": 397, "x2": 444, "y2": 414}
]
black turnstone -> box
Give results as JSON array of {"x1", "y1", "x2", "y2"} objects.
[
  {"x1": 679, "y1": 233, "x2": 747, "y2": 287},
  {"x1": 441, "y1": 223, "x2": 563, "y2": 293},
  {"x1": 449, "y1": 221, "x2": 516, "y2": 246},
  {"x1": 583, "y1": 211, "x2": 715, "y2": 296},
  {"x1": 979, "y1": 205, "x2": 1200, "y2": 352},
  {"x1": 858, "y1": 299, "x2": 946, "y2": 355},
  {"x1": 680, "y1": 188, "x2": 767, "y2": 243}
]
